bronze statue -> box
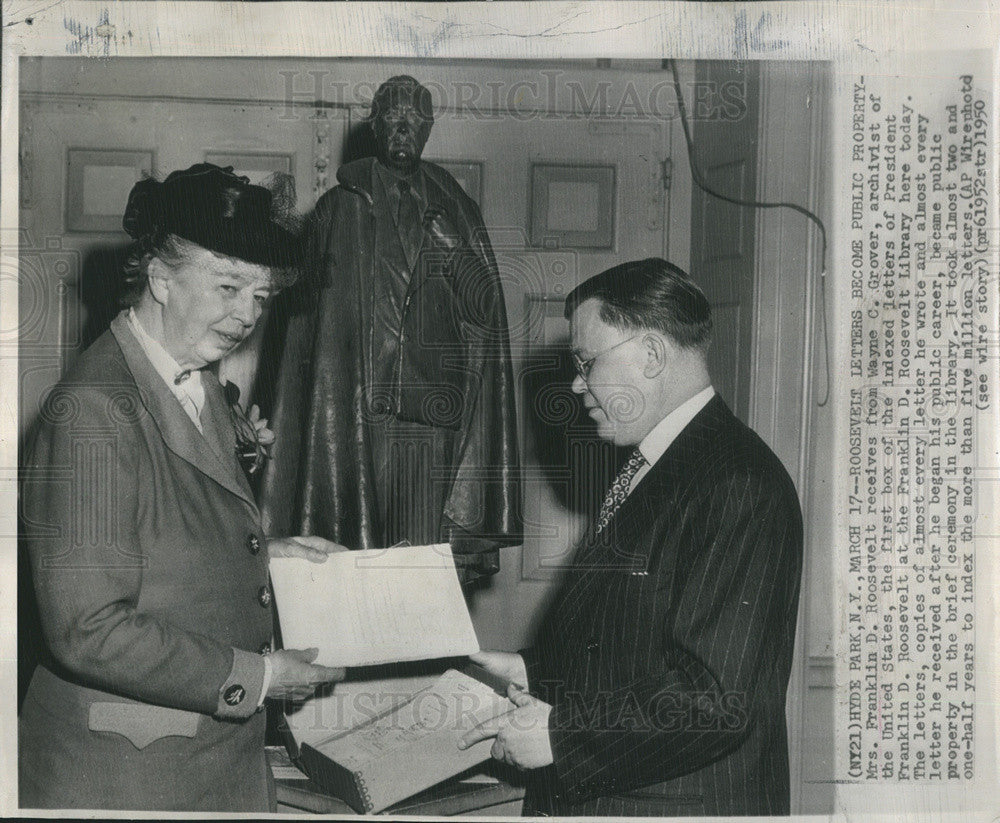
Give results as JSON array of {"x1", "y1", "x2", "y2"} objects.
[{"x1": 260, "y1": 76, "x2": 521, "y2": 583}]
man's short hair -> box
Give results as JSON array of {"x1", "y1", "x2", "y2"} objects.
[
  {"x1": 564, "y1": 257, "x2": 713, "y2": 352},
  {"x1": 370, "y1": 75, "x2": 434, "y2": 124}
]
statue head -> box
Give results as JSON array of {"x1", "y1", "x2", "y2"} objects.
[{"x1": 370, "y1": 75, "x2": 434, "y2": 175}]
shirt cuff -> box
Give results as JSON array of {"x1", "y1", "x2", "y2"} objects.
[
  {"x1": 257, "y1": 655, "x2": 273, "y2": 708},
  {"x1": 214, "y1": 648, "x2": 266, "y2": 720}
]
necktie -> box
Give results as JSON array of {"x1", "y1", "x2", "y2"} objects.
[
  {"x1": 396, "y1": 179, "x2": 424, "y2": 270},
  {"x1": 594, "y1": 449, "x2": 647, "y2": 535}
]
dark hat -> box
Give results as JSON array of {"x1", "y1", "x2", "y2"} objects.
[{"x1": 122, "y1": 163, "x2": 300, "y2": 268}]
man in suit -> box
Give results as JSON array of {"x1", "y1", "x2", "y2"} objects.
[
  {"x1": 463, "y1": 258, "x2": 803, "y2": 816},
  {"x1": 260, "y1": 75, "x2": 521, "y2": 584}
]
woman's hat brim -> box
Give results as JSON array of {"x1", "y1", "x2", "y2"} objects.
[{"x1": 123, "y1": 163, "x2": 302, "y2": 269}]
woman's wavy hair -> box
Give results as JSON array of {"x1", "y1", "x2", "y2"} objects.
[{"x1": 119, "y1": 233, "x2": 301, "y2": 309}]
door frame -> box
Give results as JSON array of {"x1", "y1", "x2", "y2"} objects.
[{"x1": 748, "y1": 61, "x2": 831, "y2": 814}]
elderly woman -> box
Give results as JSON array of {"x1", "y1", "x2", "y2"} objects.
[{"x1": 19, "y1": 164, "x2": 344, "y2": 812}]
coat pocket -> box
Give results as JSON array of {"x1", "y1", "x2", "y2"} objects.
[{"x1": 88, "y1": 702, "x2": 201, "y2": 750}]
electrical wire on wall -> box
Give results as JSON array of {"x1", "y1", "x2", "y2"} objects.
[{"x1": 665, "y1": 59, "x2": 830, "y2": 407}]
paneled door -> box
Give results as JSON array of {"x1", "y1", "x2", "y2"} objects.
[
  {"x1": 406, "y1": 100, "x2": 688, "y2": 650},
  {"x1": 688, "y1": 61, "x2": 761, "y2": 424}
]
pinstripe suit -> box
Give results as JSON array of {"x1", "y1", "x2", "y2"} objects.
[{"x1": 521, "y1": 394, "x2": 803, "y2": 816}]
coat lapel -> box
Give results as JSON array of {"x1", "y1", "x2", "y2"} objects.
[
  {"x1": 402, "y1": 167, "x2": 465, "y2": 304},
  {"x1": 109, "y1": 314, "x2": 258, "y2": 510},
  {"x1": 202, "y1": 375, "x2": 256, "y2": 504},
  {"x1": 611, "y1": 395, "x2": 732, "y2": 527},
  {"x1": 402, "y1": 167, "x2": 440, "y2": 302},
  {"x1": 576, "y1": 395, "x2": 734, "y2": 570},
  {"x1": 548, "y1": 397, "x2": 732, "y2": 627},
  {"x1": 370, "y1": 163, "x2": 415, "y2": 277}
]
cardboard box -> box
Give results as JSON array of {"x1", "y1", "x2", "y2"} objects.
[{"x1": 296, "y1": 665, "x2": 511, "y2": 813}]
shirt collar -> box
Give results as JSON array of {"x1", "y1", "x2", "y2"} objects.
[
  {"x1": 637, "y1": 386, "x2": 715, "y2": 467},
  {"x1": 126, "y1": 308, "x2": 205, "y2": 413}
]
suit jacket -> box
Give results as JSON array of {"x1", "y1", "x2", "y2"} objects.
[
  {"x1": 258, "y1": 157, "x2": 521, "y2": 581},
  {"x1": 19, "y1": 313, "x2": 275, "y2": 812},
  {"x1": 522, "y1": 395, "x2": 803, "y2": 817}
]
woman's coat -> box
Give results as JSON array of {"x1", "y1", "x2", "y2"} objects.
[{"x1": 19, "y1": 313, "x2": 275, "y2": 812}]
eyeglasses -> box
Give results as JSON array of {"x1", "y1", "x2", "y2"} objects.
[{"x1": 571, "y1": 335, "x2": 639, "y2": 381}]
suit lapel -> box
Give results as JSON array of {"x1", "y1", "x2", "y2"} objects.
[
  {"x1": 575, "y1": 396, "x2": 734, "y2": 569},
  {"x1": 403, "y1": 168, "x2": 453, "y2": 303},
  {"x1": 617, "y1": 395, "x2": 729, "y2": 506},
  {"x1": 421, "y1": 167, "x2": 453, "y2": 219},
  {"x1": 109, "y1": 314, "x2": 258, "y2": 510},
  {"x1": 397, "y1": 187, "x2": 425, "y2": 271},
  {"x1": 371, "y1": 164, "x2": 414, "y2": 276},
  {"x1": 542, "y1": 396, "x2": 738, "y2": 637}
]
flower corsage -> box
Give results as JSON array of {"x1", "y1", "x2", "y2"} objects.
[{"x1": 223, "y1": 381, "x2": 275, "y2": 477}]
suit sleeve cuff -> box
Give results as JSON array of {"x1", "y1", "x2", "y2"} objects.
[
  {"x1": 545, "y1": 700, "x2": 605, "y2": 803},
  {"x1": 214, "y1": 648, "x2": 266, "y2": 720}
]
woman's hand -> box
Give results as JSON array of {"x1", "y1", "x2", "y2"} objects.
[
  {"x1": 267, "y1": 648, "x2": 345, "y2": 701},
  {"x1": 268, "y1": 535, "x2": 349, "y2": 563}
]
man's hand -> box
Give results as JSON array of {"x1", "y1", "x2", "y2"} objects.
[
  {"x1": 268, "y1": 535, "x2": 349, "y2": 563},
  {"x1": 267, "y1": 648, "x2": 345, "y2": 701},
  {"x1": 458, "y1": 684, "x2": 554, "y2": 769},
  {"x1": 468, "y1": 650, "x2": 529, "y2": 690}
]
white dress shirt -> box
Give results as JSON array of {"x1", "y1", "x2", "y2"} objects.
[
  {"x1": 126, "y1": 309, "x2": 205, "y2": 432},
  {"x1": 125, "y1": 308, "x2": 272, "y2": 704},
  {"x1": 629, "y1": 386, "x2": 716, "y2": 494}
]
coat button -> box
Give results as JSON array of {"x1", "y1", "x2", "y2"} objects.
[
  {"x1": 257, "y1": 585, "x2": 272, "y2": 607},
  {"x1": 247, "y1": 534, "x2": 261, "y2": 555},
  {"x1": 223, "y1": 684, "x2": 246, "y2": 706},
  {"x1": 259, "y1": 642, "x2": 271, "y2": 656},
  {"x1": 586, "y1": 641, "x2": 600, "y2": 654}
]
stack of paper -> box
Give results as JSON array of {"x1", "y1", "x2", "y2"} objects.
[{"x1": 269, "y1": 543, "x2": 480, "y2": 668}]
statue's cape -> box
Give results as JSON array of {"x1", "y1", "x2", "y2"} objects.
[{"x1": 256, "y1": 158, "x2": 522, "y2": 582}]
